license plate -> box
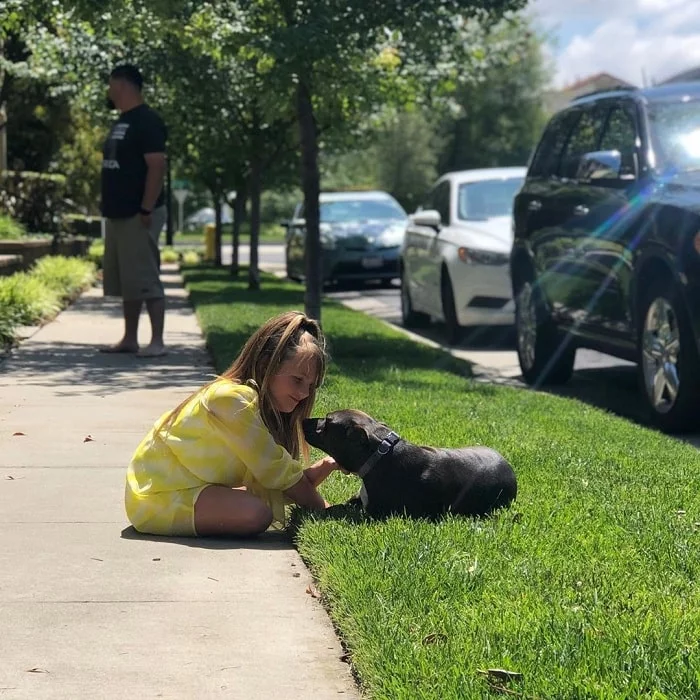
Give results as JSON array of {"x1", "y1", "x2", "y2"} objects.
[{"x1": 361, "y1": 256, "x2": 383, "y2": 269}]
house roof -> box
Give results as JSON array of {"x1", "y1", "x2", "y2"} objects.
[{"x1": 562, "y1": 72, "x2": 636, "y2": 93}]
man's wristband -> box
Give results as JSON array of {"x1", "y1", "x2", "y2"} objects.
[{"x1": 139, "y1": 207, "x2": 152, "y2": 215}]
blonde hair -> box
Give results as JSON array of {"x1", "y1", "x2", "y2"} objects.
[{"x1": 161, "y1": 311, "x2": 327, "y2": 461}]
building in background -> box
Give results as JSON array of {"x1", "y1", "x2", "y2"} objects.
[{"x1": 543, "y1": 72, "x2": 637, "y2": 115}]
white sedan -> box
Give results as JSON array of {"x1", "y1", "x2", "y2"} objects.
[{"x1": 400, "y1": 167, "x2": 526, "y2": 344}]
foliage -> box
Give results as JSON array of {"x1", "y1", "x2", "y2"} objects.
[
  {"x1": 0, "y1": 170, "x2": 68, "y2": 233},
  {"x1": 31, "y1": 254, "x2": 97, "y2": 300},
  {"x1": 0, "y1": 253, "x2": 96, "y2": 346},
  {"x1": 184, "y1": 264, "x2": 700, "y2": 700},
  {"x1": 0, "y1": 213, "x2": 26, "y2": 239}
]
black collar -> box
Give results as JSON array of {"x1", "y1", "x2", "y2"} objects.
[{"x1": 356, "y1": 431, "x2": 400, "y2": 479}]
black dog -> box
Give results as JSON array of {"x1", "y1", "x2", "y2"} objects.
[{"x1": 302, "y1": 409, "x2": 517, "y2": 520}]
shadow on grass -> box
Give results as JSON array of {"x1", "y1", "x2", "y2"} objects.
[{"x1": 183, "y1": 265, "x2": 477, "y2": 386}]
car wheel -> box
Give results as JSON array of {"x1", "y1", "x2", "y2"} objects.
[
  {"x1": 400, "y1": 269, "x2": 430, "y2": 328},
  {"x1": 440, "y1": 270, "x2": 462, "y2": 345},
  {"x1": 637, "y1": 280, "x2": 700, "y2": 433},
  {"x1": 515, "y1": 279, "x2": 575, "y2": 386}
]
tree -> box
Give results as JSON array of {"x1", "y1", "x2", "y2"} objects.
[
  {"x1": 437, "y1": 20, "x2": 551, "y2": 173},
  {"x1": 183, "y1": 0, "x2": 527, "y2": 321}
]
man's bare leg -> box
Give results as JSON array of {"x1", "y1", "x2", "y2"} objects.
[
  {"x1": 100, "y1": 299, "x2": 142, "y2": 353},
  {"x1": 138, "y1": 297, "x2": 166, "y2": 357}
]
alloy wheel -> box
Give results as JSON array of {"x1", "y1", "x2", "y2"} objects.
[
  {"x1": 517, "y1": 282, "x2": 537, "y2": 371},
  {"x1": 642, "y1": 297, "x2": 681, "y2": 414}
]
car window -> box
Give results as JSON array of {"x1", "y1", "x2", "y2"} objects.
[
  {"x1": 559, "y1": 107, "x2": 606, "y2": 179},
  {"x1": 529, "y1": 112, "x2": 577, "y2": 178},
  {"x1": 648, "y1": 99, "x2": 700, "y2": 173},
  {"x1": 433, "y1": 181, "x2": 451, "y2": 225},
  {"x1": 458, "y1": 177, "x2": 524, "y2": 220},
  {"x1": 599, "y1": 105, "x2": 639, "y2": 177},
  {"x1": 319, "y1": 199, "x2": 406, "y2": 223}
]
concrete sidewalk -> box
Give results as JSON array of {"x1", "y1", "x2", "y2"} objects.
[{"x1": 0, "y1": 268, "x2": 358, "y2": 699}]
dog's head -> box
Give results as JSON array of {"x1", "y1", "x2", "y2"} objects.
[{"x1": 302, "y1": 409, "x2": 390, "y2": 473}]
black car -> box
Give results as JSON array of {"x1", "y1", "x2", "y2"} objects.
[{"x1": 510, "y1": 81, "x2": 700, "y2": 433}]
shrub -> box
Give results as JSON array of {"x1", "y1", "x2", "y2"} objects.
[
  {"x1": 0, "y1": 272, "x2": 62, "y2": 325},
  {"x1": 0, "y1": 214, "x2": 27, "y2": 240},
  {"x1": 181, "y1": 249, "x2": 201, "y2": 265},
  {"x1": 87, "y1": 240, "x2": 105, "y2": 268},
  {"x1": 0, "y1": 170, "x2": 68, "y2": 234},
  {"x1": 31, "y1": 256, "x2": 97, "y2": 301},
  {"x1": 161, "y1": 247, "x2": 179, "y2": 263}
]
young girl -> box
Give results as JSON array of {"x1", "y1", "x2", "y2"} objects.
[{"x1": 125, "y1": 310, "x2": 338, "y2": 537}]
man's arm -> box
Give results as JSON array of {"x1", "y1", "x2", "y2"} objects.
[{"x1": 141, "y1": 152, "x2": 167, "y2": 218}]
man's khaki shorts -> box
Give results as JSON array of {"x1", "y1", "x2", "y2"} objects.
[{"x1": 103, "y1": 207, "x2": 166, "y2": 301}]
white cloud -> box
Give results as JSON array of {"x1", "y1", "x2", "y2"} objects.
[{"x1": 531, "y1": 0, "x2": 700, "y2": 88}]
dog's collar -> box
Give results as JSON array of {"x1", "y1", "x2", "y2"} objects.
[{"x1": 356, "y1": 431, "x2": 400, "y2": 479}]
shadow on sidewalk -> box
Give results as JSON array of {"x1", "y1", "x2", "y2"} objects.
[{"x1": 120, "y1": 526, "x2": 292, "y2": 550}]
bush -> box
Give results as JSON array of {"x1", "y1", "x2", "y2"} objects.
[
  {"x1": 0, "y1": 272, "x2": 62, "y2": 326},
  {"x1": 0, "y1": 255, "x2": 96, "y2": 346},
  {"x1": 161, "y1": 247, "x2": 179, "y2": 264},
  {"x1": 0, "y1": 170, "x2": 68, "y2": 234},
  {"x1": 31, "y1": 256, "x2": 97, "y2": 301},
  {"x1": 0, "y1": 215, "x2": 27, "y2": 240},
  {"x1": 87, "y1": 240, "x2": 105, "y2": 268}
]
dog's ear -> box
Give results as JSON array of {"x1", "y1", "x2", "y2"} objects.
[{"x1": 346, "y1": 423, "x2": 369, "y2": 442}]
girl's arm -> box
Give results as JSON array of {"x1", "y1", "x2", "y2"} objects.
[
  {"x1": 304, "y1": 456, "x2": 339, "y2": 488},
  {"x1": 283, "y1": 474, "x2": 326, "y2": 510}
]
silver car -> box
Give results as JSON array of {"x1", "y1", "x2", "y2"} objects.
[{"x1": 284, "y1": 191, "x2": 408, "y2": 286}]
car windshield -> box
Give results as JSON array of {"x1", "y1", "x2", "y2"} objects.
[
  {"x1": 457, "y1": 178, "x2": 523, "y2": 221},
  {"x1": 319, "y1": 199, "x2": 406, "y2": 223},
  {"x1": 648, "y1": 100, "x2": 700, "y2": 173}
]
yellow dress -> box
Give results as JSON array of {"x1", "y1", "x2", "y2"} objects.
[{"x1": 125, "y1": 378, "x2": 304, "y2": 535}]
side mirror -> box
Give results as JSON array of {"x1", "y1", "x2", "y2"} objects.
[
  {"x1": 410, "y1": 209, "x2": 441, "y2": 230},
  {"x1": 577, "y1": 150, "x2": 625, "y2": 182}
]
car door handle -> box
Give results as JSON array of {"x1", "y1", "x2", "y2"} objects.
[
  {"x1": 573, "y1": 205, "x2": 589, "y2": 216},
  {"x1": 527, "y1": 200, "x2": 542, "y2": 212}
]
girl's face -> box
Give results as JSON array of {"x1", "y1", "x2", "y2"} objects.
[{"x1": 269, "y1": 352, "x2": 318, "y2": 414}]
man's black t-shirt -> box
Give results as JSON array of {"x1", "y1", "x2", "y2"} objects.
[{"x1": 100, "y1": 104, "x2": 167, "y2": 219}]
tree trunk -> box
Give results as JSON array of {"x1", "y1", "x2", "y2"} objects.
[
  {"x1": 296, "y1": 79, "x2": 322, "y2": 321},
  {"x1": 230, "y1": 177, "x2": 247, "y2": 278},
  {"x1": 248, "y1": 112, "x2": 262, "y2": 291},
  {"x1": 213, "y1": 193, "x2": 223, "y2": 267}
]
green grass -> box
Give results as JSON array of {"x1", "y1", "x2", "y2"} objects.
[
  {"x1": 183, "y1": 264, "x2": 700, "y2": 700},
  {"x1": 176, "y1": 220, "x2": 286, "y2": 246},
  {"x1": 0, "y1": 214, "x2": 26, "y2": 240}
]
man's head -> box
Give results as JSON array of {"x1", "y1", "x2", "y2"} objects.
[{"x1": 106, "y1": 64, "x2": 143, "y2": 111}]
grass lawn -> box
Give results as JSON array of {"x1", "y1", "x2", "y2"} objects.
[
  {"x1": 182, "y1": 264, "x2": 700, "y2": 700},
  {"x1": 175, "y1": 221, "x2": 285, "y2": 247}
]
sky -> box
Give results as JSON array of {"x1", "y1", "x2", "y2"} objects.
[{"x1": 531, "y1": 0, "x2": 700, "y2": 89}]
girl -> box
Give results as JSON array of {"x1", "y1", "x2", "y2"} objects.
[{"x1": 125, "y1": 310, "x2": 338, "y2": 537}]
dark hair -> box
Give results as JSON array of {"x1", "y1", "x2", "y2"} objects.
[{"x1": 110, "y1": 64, "x2": 143, "y2": 90}]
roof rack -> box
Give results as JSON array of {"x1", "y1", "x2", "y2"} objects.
[{"x1": 570, "y1": 85, "x2": 638, "y2": 103}]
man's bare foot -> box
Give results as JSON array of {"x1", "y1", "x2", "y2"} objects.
[
  {"x1": 99, "y1": 342, "x2": 139, "y2": 354},
  {"x1": 136, "y1": 343, "x2": 167, "y2": 358}
]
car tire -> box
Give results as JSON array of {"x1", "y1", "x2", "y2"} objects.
[
  {"x1": 637, "y1": 278, "x2": 700, "y2": 433},
  {"x1": 401, "y1": 269, "x2": 430, "y2": 328},
  {"x1": 515, "y1": 279, "x2": 575, "y2": 386},
  {"x1": 440, "y1": 269, "x2": 462, "y2": 345}
]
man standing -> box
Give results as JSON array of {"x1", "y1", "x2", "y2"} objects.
[{"x1": 100, "y1": 64, "x2": 168, "y2": 357}]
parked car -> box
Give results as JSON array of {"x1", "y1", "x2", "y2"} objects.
[
  {"x1": 400, "y1": 167, "x2": 527, "y2": 343},
  {"x1": 510, "y1": 81, "x2": 700, "y2": 433},
  {"x1": 284, "y1": 191, "x2": 408, "y2": 286},
  {"x1": 184, "y1": 206, "x2": 233, "y2": 231}
]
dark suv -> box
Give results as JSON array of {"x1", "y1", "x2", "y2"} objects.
[{"x1": 511, "y1": 82, "x2": 700, "y2": 433}]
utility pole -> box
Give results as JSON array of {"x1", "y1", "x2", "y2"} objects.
[{"x1": 166, "y1": 157, "x2": 174, "y2": 245}]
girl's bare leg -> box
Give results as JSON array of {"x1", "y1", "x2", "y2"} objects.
[{"x1": 194, "y1": 485, "x2": 273, "y2": 536}]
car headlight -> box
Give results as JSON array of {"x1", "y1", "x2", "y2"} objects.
[{"x1": 457, "y1": 247, "x2": 509, "y2": 265}]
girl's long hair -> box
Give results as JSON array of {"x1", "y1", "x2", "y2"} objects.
[{"x1": 159, "y1": 311, "x2": 327, "y2": 461}]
